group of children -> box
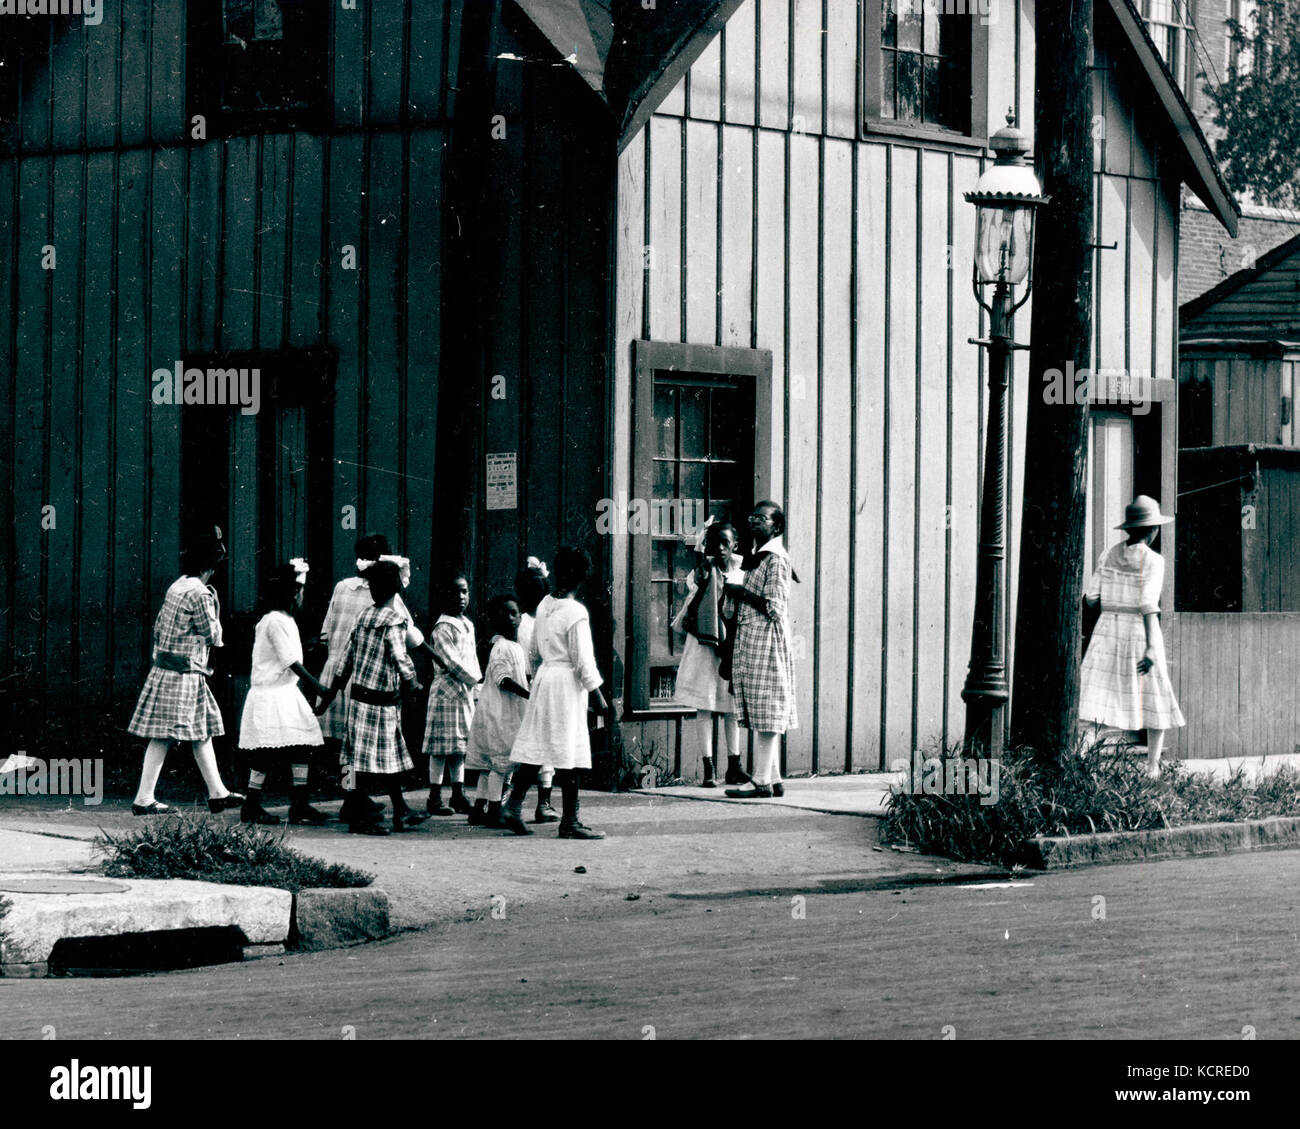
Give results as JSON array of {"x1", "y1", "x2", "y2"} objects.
[{"x1": 128, "y1": 527, "x2": 611, "y2": 839}]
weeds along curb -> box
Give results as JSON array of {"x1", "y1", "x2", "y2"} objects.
[
  {"x1": 1024, "y1": 816, "x2": 1300, "y2": 869},
  {"x1": 289, "y1": 887, "x2": 390, "y2": 952}
]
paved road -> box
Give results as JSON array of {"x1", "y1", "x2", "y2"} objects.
[{"x1": 3, "y1": 846, "x2": 1297, "y2": 1040}]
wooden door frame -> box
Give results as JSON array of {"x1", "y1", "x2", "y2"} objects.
[{"x1": 626, "y1": 338, "x2": 773, "y2": 716}]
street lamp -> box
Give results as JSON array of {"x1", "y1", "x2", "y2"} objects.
[{"x1": 961, "y1": 113, "x2": 1050, "y2": 759}]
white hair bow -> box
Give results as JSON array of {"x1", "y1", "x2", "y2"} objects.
[
  {"x1": 289, "y1": 558, "x2": 310, "y2": 583},
  {"x1": 356, "y1": 554, "x2": 412, "y2": 589},
  {"x1": 526, "y1": 556, "x2": 549, "y2": 578}
]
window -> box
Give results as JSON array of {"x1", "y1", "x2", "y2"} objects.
[
  {"x1": 864, "y1": 2, "x2": 988, "y2": 143},
  {"x1": 1227, "y1": 0, "x2": 1256, "y2": 76},
  {"x1": 187, "y1": 0, "x2": 328, "y2": 135},
  {"x1": 627, "y1": 341, "x2": 772, "y2": 714},
  {"x1": 1141, "y1": 0, "x2": 1195, "y2": 95}
]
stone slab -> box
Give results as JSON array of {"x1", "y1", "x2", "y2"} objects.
[
  {"x1": 0, "y1": 874, "x2": 291, "y2": 967},
  {"x1": 241, "y1": 943, "x2": 287, "y2": 961},
  {"x1": 292, "y1": 887, "x2": 390, "y2": 951},
  {"x1": 1026, "y1": 817, "x2": 1300, "y2": 870}
]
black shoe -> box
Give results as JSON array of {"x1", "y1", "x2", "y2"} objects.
[
  {"x1": 724, "y1": 758, "x2": 749, "y2": 786},
  {"x1": 724, "y1": 784, "x2": 773, "y2": 799},
  {"x1": 533, "y1": 804, "x2": 560, "y2": 824},
  {"x1": 501, "y1": 810, "x2": 534, "y2": 836},
  {"x1": 449, "y1": 792, "x2": 473, "y2": 816},
  {"x1": 701, "y1": 779, "x2": 718, "y2": 789},
  {"x1": 131, "y1": 800, "x2": 170, "y2": 816},
  {"x1": 395, "y1": 809, "x2": 431, "y2": 827},
  {"x1": 467, "y1": 803, "x2": 487, "y2": 826},
  {"x1": 288, "y1": 803, "x2": 330, "y2": 826},
  {"x1": 558, "y1": 821, "x2": 606, "y2": 840},
  {"x1": 208, "y1": 792, "x2": 246, "y2": 814},
  {"x1": 241, "y1": 801, "x2": 281, "y2": 825},
  {"x1": 771, "y1": 783, "x2": 785, "y2": 797}
]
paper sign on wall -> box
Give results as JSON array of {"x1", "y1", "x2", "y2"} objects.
[{"x1": 486, "y1": 452, "x2": 517, "y2": 511}]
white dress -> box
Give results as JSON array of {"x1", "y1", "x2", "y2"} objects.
[
  {"x1": 672, "y1": 567, "x2": 738, "y2": 714},
  {"x1": 466, "y1": 635, "x2": 530, "y2": 774},
  {"x1": 510, "y1": 595, "x2": 603, "y2": 770},
  {"x1": 238, "y1": 611, "x2": 325, "y2": 749},
  {"x1": 1079, "y1": 541, "x2": 1185, "y2": 731}
]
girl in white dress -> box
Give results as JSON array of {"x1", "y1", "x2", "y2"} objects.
[
  {"x1": 238, "y1": 560, "x2": 332, "y2": 825},
  {"x1": 1080, "y1": 496, "x2": 1186, "y2": 778},
  {"x1": 466, "y1": 595, "x2": 531, "y2": 828},
  {"x1": 501, "y1": 547, "x2": 609, "y2": 839},
  {"x1": 672, "y1": 520, "x2": 742, "y2": 788},
  {"x1": 514, "y1": 556, "x2": 558, "y2": 822}
]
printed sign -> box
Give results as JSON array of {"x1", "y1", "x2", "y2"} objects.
[{"x1": 486, "y1": 452, "x2": 517, "y2": 511}]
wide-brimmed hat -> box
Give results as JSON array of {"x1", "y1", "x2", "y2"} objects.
[{"x1": 1116, "y1": 495, "x2": 1173, "y2": 530}]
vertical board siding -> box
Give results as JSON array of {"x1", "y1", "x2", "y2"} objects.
[
  {"x1": 613, "y1": 0, "x2": 1180, "y2": 773},
  {"x1": 1, "y1": 2, "x2": 463, "y2": 748}
]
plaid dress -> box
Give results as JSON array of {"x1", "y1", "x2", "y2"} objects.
[
  {"x1": 318, "y1": 576, "x2": 418, "y2": 741},
  {"x1": 730, "y1": 545, "x2": 797, "y2": 734},
  {"x1": 1079, "y1": 541, "x2": 1185, "y2": 731},
  {"x1": 128, "y1": 577, "x2": 225, "y2": 741},
  {"x1": 336, "y1": 604, "x2": 419, "y2": 775},
  {"x1": 422, "y1": 614, "x2": 481, "y2": 756}
]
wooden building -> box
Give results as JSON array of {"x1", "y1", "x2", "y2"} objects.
[{"x1": 0, "y1": 1, "x2": 1237, "y2": 776}]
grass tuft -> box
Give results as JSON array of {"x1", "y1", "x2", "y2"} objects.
[
  {"x1": 93, "y1": 815, "x2": 374, "y2": 893},
  {"x1": 881, "y1": 743, "x2": 1300, "y2": 866}
]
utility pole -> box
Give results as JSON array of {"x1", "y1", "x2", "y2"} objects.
[{"x1": 1010, "y1": 0, "x2": 1095, "y2": 770}]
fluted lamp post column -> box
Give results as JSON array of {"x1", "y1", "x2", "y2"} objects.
[{"x1": 961, "y1": 115, "x2": 1050, "y2": 759}]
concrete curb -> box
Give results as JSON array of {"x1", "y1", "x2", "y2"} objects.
[
  {"x1": 1025, "y1": 816, "x2": 1300, "y2": 869},
  {"x1": 0, "y1": 877, "x2": 390, "y2": 977}
]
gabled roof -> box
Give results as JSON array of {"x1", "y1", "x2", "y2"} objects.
[
  {"x1": 1101, "y1": 0, "x2": 1238, "y2": 236},
  {"x1": 509, "y1": 0, "x2": 1241, "y2": 232},
  {"x1": 1180, "y1": 231, "x2": 1300, "y2": 340}
]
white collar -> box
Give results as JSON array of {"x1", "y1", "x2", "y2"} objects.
[{"x1": 756, "y1": 536, "x2": 788, "y2": 561}]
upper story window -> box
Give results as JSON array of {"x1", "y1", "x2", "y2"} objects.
[
  {"x1": 188, "y1": 0, "x2": 328, "y2": 135},
  {"x1": 1227, "y1": 0, "x2": 1256, "y2": 76},
  {"x1": 1141, "y1": 0, "x2": 1195, "y2": 95},
  {"x1": 864, "y1": 2, "x2": 988, "y2": 145}
]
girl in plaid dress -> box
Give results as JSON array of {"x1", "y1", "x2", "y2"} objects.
[
  {"x1": 1080, "y1": 496, "x2": 1185, "y2": 778},
  {"x1": 316, "y1": 561, "x2": 429, "y2": 834},
  {"x1": 318, "y1": 534, "x2": 423, "y2": 827},
  {"x1": 422, "y1": 575, "x2": 482, "y2": 815},
  {"x1": 128, "y1": 526, "x2": 244, "y2": 816},
  {"x1": 725, "y1": 502, "x2": 798, "y2": 800}
]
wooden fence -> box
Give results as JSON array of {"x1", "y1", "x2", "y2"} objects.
[{"x1": 1166, "y1": 613, "x2": 1300, "y2": 759}]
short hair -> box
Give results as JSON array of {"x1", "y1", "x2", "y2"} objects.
[
  {"x1": 440, "y1": 572, "x2": 470, "y2": 615},
  {"x1": 182, "y1": 524, "x2": 228, "y2": 575},
  {"x1": 355, "y1": 533, "x2": 393, "y2": 563},
  {"x1": 514, "y1": 563, "x2": 550, "y2": 614},
  {"x1": 366, "y1": 560, "x2": 401, "y2": 606},
  {"x1": 486, "y1": 593, "x2": 520, "y2": 634},
  {"x1": 553, "y1": 546, "x2": 591, "y2": 591},
  {"x1": 702, "y1": 522, "x2": 738, "y2": 559},
  {"x1": 754, "y1": 500, "x2": 786, "y2": 537},
  {"x1": 262, "y1": 562, "x2": 302, "y2": 610}
]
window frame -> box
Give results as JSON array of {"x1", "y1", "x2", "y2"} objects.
[
  {"x1": 1141, "y1": 0, "x2": 1196, "y2": 96},
  {"x1": 862, "y1": 1, "x2": 990, "y2": 151},
  {"x1": 625, "y1": 339, "x2": 773, "y2": 718},
  {"x1": 186, "y1": 0, "x2": 329, "y2": 138}
]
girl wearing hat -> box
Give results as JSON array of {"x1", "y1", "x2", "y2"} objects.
[
  {"x1": 1079, "y1": 495, "x2": 1185, "y2": 778},
  {"x1": 128, "y1": 525, "x2": 244, "y2": 815},
  {"x1": 672, "y1": 519, "x2": 743, "y2": 788},
  {"x1": 237, "y1": 560, "x2": 332, "y2": 826}
]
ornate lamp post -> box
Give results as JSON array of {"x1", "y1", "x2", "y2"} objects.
[{"x1": 962, "y1": 114, "x2": 1050, "y2": 758}]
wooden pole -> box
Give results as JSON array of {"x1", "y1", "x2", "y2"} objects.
[{"x1": 1010, "y1": 0, "x2": 1095, "y2": 767}]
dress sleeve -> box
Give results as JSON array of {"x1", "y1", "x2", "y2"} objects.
[
  {"x1": 761, "y1": 555, "x2": 792, "y2": 623},
  {"x1": 433, "y1": 622, "x2": 479, "y2": 685},
  {"x1": 566, "y1": 611, "x2": 603, "y2": 692},
  {"x1": 1085, "y1": 549, "x2": 1106, "y2": 602},
  {"x1": 388, "y1": 625, "x2": 418, "y2": 684},
  {"x1": 335, "y1": 624, "x2": 358, "y2": 686},
  {"x1": 1138, "y1": 550, "x2": 1165, "y2": 615},
  {"x1": 193, "y1": 585, "x2": 222, "y2": 646},
  {"x1": 267, "y1": 615, "x2": 303, "y2": 669}
]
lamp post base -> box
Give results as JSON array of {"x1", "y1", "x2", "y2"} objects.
[{"x1": 962, "y1": 694, "x2": 1007, "y2": 760}]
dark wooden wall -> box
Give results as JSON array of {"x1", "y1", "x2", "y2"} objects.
[{"x1": 0, "y1": 0, "x2": 613, "y2": 757}]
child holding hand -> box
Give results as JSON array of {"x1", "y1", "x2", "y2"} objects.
[
  {"x1": 465, "y1": 595, "x2": 531, "y2": 828},
  {"x1": 422, "y1": 574, "x2": 482, "y2": 815}
]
